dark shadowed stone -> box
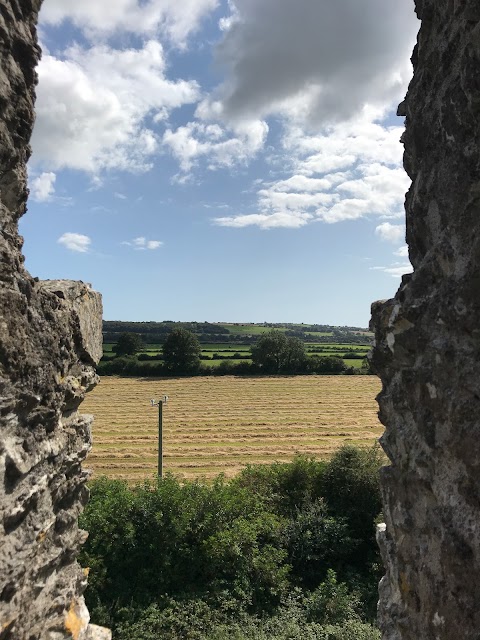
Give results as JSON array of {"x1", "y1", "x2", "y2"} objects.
[{"x1": 371, "y1": 1, "x2": 480, "y2": 638}]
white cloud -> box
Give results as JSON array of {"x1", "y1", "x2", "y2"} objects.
[
  {"x1": 213, "y1": 115, "x2": 409, "y2": 229},
  {"x1": 269, "y1": 173, "x2": 348, "y2": 194},
  {"x1": 183, "y1": 2, "x2": 414, "y2": 217},
  {"x1": 41, "y1": 0, "x2": 219, "y2": 48},
  {"x1": 31, "y1": 41, "x2": 199, "y2": 175},
  {"x1": 375, "y1": 222, "x2": 405, "y2": 244},
  {"x1": 285, "y1": 119, "x2": 406, "y2": 174},
  {"x1": 394, "y1": 245, "x2": 409, "y2": 258},
  {"x1": 123, "y1": 236, "x2": 163, "y2": 250},
  {"x1": 202, "y1": 202, "x2": 230, "y2": 210},
  {"x1": 321, "y1": 164, "x2": 408, "y2": 223},
  {"x1": 258, "y1": 188, "x2": 337, "y2": 212},
  {"x1": 58, "y1": 232, "x2": 91, "y2": 252},
  {"x1": 114, "y1": 192, "x2": 127, "y2": 200},
  {"x1": 213, "y1": 0, "x2": 417, "y2": 126},
  {"x1": 30, "y1": 171, "x2": 56, "y2": 201},
  {"x1": 146, "y1": 240, "x2": 163, "y2": 250},
  {"x1": 218, "y1": 1, "x2": 239, "y2": 33},
  {"x1": 214, "y1": 211, "x2": 312, "y2": 230},
  {"x1": 371, "y1": 242, "x2": 412, "y2": 278},
  {"x1": 163, "y1": 119, "x2": 268, "y2": 173},
  {"x1": 37, "y1": 0, "x2": 415, "y2": 240},
  {"x1": 371, "y1": 262, "x2": 412, "y2": 278},
  {"x1": 91, "y1": 205, "x2": 111, "y2": 213}
]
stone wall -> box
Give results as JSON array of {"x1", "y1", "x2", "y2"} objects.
[
  {"x1": 371, "y1": 1, "x2": 480, "y2": 638},
  {"x1": 2, "y1": 0, "x2": 480, "y2": 637},
  {"x1": 0, "y1": 1, "x2": 107, "y2": 638}
]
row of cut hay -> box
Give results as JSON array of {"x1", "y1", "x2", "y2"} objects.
[{"x1": 82, "y1": 375, "x2": 382, "y2": 481}]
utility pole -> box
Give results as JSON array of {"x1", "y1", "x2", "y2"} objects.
[{"x1": 150, "y1": 395, "x2": 169, "y2": 479}]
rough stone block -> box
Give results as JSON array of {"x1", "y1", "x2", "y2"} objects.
[
  {"x1": 371, "y1": 1, "x2": 480, "y2": 638},
  {"x1": 0, "y1": 1, "x2": 106, "y2": 637}
]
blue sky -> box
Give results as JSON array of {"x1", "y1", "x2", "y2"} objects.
[{"x1": 21, "y1": 0, "x2": 419, "y2": 326}]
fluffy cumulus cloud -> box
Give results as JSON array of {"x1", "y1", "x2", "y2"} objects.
[
  {"x1": 30, "y1": 171, "x2": 56, "y2": 201},
  {"x1": 58, "y1": 232, "x2": 91, "y2": 252},
  {"x1": 123, "y1": 237, "x2": 163, "y2": 250},
  {"x1": 163, "y1": 0, "x2": 417, "y2": 186},
  {"x1": 214, "y1": 116, "x2": 410, "y2": 229},
  {"x1": 215, "y1": 211, "x2": 312, "y2": 230},
  {"x1": 199, "y1": 0, "x2": 416, "y2": 230},
  {"x1": 284, "y1": 118, "x2": 406, "y2": 175},
  {"x1": 35, "y1": 0, "x2": 418, "y2": 236},
  {"x1": 163, "y1": 119, "x2": 268, "y2": 174},
  {"x1": 31, "y1": 41, "x2": 199, "y2": 175},
  {"x1": 41, "y1": 0, "x2": 219, "y2": 47},
  {"x1": 394, "y1": 245, "x2": 409, "y2": 257},
  {"x1": 375, "y1": 222, "x2": 405, "y2": 244},
  {"x1": 214, "y1": 0, "x2": 418, "y2": 125}
]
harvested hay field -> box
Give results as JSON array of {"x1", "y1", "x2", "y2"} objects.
[{"x1": 82, "y1": 376, "x2": 382, "y2": 481}]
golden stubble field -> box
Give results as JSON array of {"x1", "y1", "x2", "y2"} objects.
[{"x1": 82, "y1": 375, "x2": 383, "y2": 482}]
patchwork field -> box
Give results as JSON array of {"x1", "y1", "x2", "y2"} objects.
[
  {"x1": 103, "y1": 342, "x2": 371, "y2": 371},
  {"x1": 83, "y1": 375, "x2": 383, "y2": 482}
]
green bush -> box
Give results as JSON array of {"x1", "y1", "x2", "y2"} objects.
[
  {"x1": 282, "y1": 502, "x2": 355, "y2": 589},
  {"x1": 322, "y1": 446, "x2": 383, "y2": 544},
  {"x1": 114, "y1": 593, "x2": 380, "y2": 640},
  {"x1": 80, "y1": 447, "x2": 383, "y2": 636},
  {"x1": 233, "y1": 455, "x2": 326, "y2": 517}
]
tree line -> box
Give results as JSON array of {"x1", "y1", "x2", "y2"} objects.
[
  {"x1": 98, "y1": 329, "x2": 372, "y2": 377},
  {"x1": 103, "y1": 321, "x2": 372, "y2": 346}
]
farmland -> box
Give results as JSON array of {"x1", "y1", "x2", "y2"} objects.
[
  {"x1": 83, "y1": 375, "x2": 383, "y2": 482},
  {"x1": 101, "y1": 321, "x2": 373, "y2": 372},
  {"x1": 103, "y1": 339, "x2": 371, "y2": 372},
  {"x1": 103, "y1": 341, "x2": 370, "y2": 363}
]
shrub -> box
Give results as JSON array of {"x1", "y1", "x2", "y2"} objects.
[
  {"x1": 81, "y1": 450, "x2": 383, "y2": 635},
  {"x1": 322, "y1": 446, "x2": 383, "y2": 544}
]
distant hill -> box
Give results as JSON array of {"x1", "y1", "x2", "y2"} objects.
[{"x1": 103, "y1": 321, "x2": 373, "y2": 345}]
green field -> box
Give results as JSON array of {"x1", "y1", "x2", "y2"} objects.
[
  {"x1": 343, "y1": 359, "x2": 365, "y2": 368},
  {"x1": 200, "y1": 343, "x2": 251, "y2": 350},
  {"x1": 219, "y1": 324, "x2": 289, "y2": 335},
  {"x1": 304, "y1": 331, "x2": 334, "y2": 336},
  {"x1": 103, "y1": 323, "x2": 372, "y2": 371},
  {"x1": 205, "y1": 359, "x2": 251, "y2": 366},
  {"x1": 103, "y1": 341, "x2": 370, "y2": 369}
]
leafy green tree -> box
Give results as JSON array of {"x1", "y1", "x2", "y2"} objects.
[
  {"x1": 360, "y1": 358, "x2": 373, "y2": 375},
  {"x1": 113, "y1": 332, "x2": 142, "y2": 356},
  {"x1": 283, "y1": 337, "x2": 306, "y2": 372},
  {"x1": 305, "y1": 569, "x2": 362, "y2": 626},
  {"x1": 282, "y1": 501, "x2": 355, "y2": 589},
  {"x1": 162, "y1": 328, "x2": 201, "y2": 374},
  {"x1": 322, "y1": 445, "x2": 383, "y2": 543},
  {"x1": 306, "y1": 356, "x2": 347, "y2": 374},
  {"x1": 321, "y1": 445, "x2": 384, "y2": 617},
  {"x1": 234, "y1": 455, "x2": 326, "y2": 517},
  {"x1": 251, "y1": 331, "x2": 287, "y2": 372},
  {"x1": 251, "y1": 331, "x2": 306, "y2": 373},
  {"x1": 204, "y1": 512, "x2": 290, "y2": 611}
]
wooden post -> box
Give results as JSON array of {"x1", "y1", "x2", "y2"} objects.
[{"x1": 158, "y1": 400, "x2": 163, "y2": 479}]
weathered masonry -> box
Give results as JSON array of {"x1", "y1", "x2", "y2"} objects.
[
  {"x1": 2, "y1": 0, "x2": 480, "y2": 639},
  {"x1": 371, "y1": 1, "x2": 480, "y2": 638},
  {"x1": 0, "y1": 1, "x2": 107, "y2": 637}
]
